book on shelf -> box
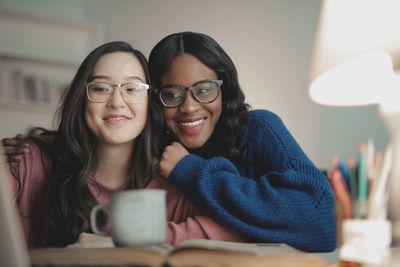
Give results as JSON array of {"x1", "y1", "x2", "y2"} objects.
[{"x1": 29, "y1": 239, "x2": 328, "y2": 267}]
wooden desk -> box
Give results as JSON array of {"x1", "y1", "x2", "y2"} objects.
[{"x1": 29, "y1": 244, "x2": 339, "y2": 267}]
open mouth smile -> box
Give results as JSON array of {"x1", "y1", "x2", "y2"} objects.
[{"x1": 179, "y1": 118, "x2": 205, "y2": 127}]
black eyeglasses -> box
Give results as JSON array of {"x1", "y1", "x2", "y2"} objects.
[{"x1": 157, "y1": 80, "x2": 222, "y2": 108}]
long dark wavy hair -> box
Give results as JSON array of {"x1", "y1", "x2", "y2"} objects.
[
  {"x1": 13, "y1": 41, "x2": 158, "y2": 247},
  {"x1": 149, "y1": 31, "x2": 251, "y2": 164}
]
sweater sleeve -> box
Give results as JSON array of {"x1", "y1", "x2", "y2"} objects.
[{"x1": 168, "y1": 109, "x2": 336, "y2": 252}]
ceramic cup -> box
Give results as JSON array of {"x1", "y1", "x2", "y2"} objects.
[{"x1": 90, "y1": 189, "x2": 166, "y2": 247}]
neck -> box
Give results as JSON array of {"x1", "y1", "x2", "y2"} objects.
[{"x1": 95, "y1": 141, "x2": 134, "y2": 188}]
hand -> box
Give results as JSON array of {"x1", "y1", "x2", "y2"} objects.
[
  {"x1": 67, "y1": 233, "x2": 114, "y2": 248},
  {"x1": 159, "y1": 142, "x2": 189, "y2": 178},
  {"x1": 1, "y1": 134, "x2": 29, "y2": 163}
]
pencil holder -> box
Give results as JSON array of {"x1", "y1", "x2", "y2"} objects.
[{"x1": 339, "y1": 219, "x2": 392, "y2": 265}]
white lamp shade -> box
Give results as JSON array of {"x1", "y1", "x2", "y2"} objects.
[{"x1": 309, "y1": 0, "x2": 400, "y2": 106}]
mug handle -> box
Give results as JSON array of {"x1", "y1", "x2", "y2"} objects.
[{"x1": 90, "y1": 204, "x2": 109, "y2": 236}]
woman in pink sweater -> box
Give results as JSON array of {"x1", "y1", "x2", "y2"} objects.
[{"x1": 6, "y1": 41, "x2": 245, "y2": 248}]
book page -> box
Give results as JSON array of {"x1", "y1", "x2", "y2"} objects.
[
  {"x1": 167, "y1": 240, "x2": 328, "y2": 267},
  {"x1": 172, "y1": 239, "x2": 303, "y2": 256}
]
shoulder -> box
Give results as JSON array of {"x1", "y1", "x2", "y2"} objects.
[
  {"x1": 249, "y1": 109, "x2": 282, "y2": 122},
  {"x1": 247, "y1": 109, "x2": 286, "y2": 133},
  {"x1": 247, "y1": 109, "x2": 311, "y2": 163},
  {"x1": 245, "y1": 109, "x2": 297, "y2": 157},
  {"x1": 16, "y1": 139, "x2": 52, "y2": 181}
]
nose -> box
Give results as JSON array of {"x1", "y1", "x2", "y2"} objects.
[
  {"x1": 178, "y1": 91, "x2": 200, "y2": 113},
  {"x1": 108, "y1": 87, "x2": 126, "y2": 108}
]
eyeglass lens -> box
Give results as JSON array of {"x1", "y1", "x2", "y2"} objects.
[
  {"x1": 160, "y1": 80, "x2": 220, "y2": 107},
  {"x1": 87, "y1": 82, "x2": 148, "y2": 103}
]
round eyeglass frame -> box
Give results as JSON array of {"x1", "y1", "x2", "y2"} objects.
[{"x1": 157, "y1": 80, "x2": 223, "y2": 108}]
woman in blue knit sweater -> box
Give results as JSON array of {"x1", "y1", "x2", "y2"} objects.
[{"x1": 148, "y1": 31, "x2": 336, "y2": 252}]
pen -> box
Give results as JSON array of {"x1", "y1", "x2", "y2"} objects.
[
  {"x1": 329, "y1": 169, "x2": 353, "y2": 220},
  {"x1": 329, "y1": 155, "x2": 352, "y2": 220},
  {"x1": 358, "y1": 142, "x2": 368, "y2": 219},
  {"x1": 346, "y1": 155, "x2": 358, "y2": 218},
  {"x1": 366, "y1": 138, "x2": 375, "y2": 182},
  {"x1": 338, "y1": 161, "x2": 351, "y2": 193}
]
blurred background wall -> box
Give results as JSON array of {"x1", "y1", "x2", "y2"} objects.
[{"x1": 0, "y1": 0, "x2": 389, "y2": 170}]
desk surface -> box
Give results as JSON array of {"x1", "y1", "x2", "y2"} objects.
[{"x1": 29, "y1": 246, "x2": 339, "y2": 267}]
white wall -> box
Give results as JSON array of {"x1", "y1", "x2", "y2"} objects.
[{"x1": 0, "y1": 0, "x2": 390, "y2": 170}]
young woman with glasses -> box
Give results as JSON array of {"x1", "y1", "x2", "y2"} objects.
[
  {"x1": 148, "y1": 31, "x2": 336, "y2": 252},
  {"x1": 3, "y1": 41, "x2": 246, "y2": 248}
]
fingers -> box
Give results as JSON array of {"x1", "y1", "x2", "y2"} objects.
[
  {"x1": 158, "y1": 161, "x2": 169, "y2": 178},
  {"x1": 163, "y1": 142, "x2": 181, "y2": 153},
  {"x1": 2, "y1": 137, "x2": 29, "y2": 146},
  {"x1": 3, "y1": 147, "x2": 27, "y2": 162},
  {"x1": 170, "y1": 141, "x2": 183, "y2": 148},
  {"x1": 1, "y1": 133, "x2": 27, "y2": 146},
  {"x1": 4, "y1": 145, "x2": 29, "y2": 154},
  {"x1": 1, "y1": 135, "x2": 30, "y2": 163},
  {"x1": 3, "y1": 138, "x2": 29, "y2": 148}
]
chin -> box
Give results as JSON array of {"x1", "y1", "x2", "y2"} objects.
[{"x1": 104, "y1": 135, "x2": 134, "y2": 146}]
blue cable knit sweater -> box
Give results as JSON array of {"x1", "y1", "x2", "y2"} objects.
[{"x1": 168, "y1": 109, "x2": 337, "y2": 252}]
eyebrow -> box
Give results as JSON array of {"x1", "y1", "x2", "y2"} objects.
[
  {"x1": 89, "y1": 75, "x2": 145, "y2": 82},
  {"x1": 162, "y1": 79, "x2": 213, "y2": 88}
]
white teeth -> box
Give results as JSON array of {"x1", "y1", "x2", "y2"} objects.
[
  {"x1": 108, "y1": 117, "x2": 124, "y2": 120},
  {"x1": 180, "y1": 119, "x2": 204, "y2": 127}
]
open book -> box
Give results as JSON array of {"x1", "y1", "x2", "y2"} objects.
[{"x1": 30, "y1": 239, "x2": 329, "y2": 267}]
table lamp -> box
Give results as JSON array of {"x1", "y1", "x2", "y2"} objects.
[{"x1": 308, "y1": 0, "x2": 400, "y2": 245}]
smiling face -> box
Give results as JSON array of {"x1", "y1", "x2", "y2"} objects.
[
  {"x1": 85, "y1": 52, "x2": 148, "y2": 146},
  {"x1": 161, "y1": 53, "x2": 222, "y2": 149}
]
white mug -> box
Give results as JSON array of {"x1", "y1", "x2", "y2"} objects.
[{"x1": 90, "y1": 189, "x2": 166, "y2": 247}]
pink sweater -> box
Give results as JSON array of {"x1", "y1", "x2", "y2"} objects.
[{"x1": 6, "y1": 140, "x2": 246, "y2": 248}]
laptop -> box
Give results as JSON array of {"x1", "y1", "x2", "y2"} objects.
[{"x1": 0, "y1": 145, "x2": 30, "y2": 267}]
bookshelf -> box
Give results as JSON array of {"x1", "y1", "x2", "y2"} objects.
[{"x1": 0, "y1": 9, "x2": 103, "y2": 112}]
